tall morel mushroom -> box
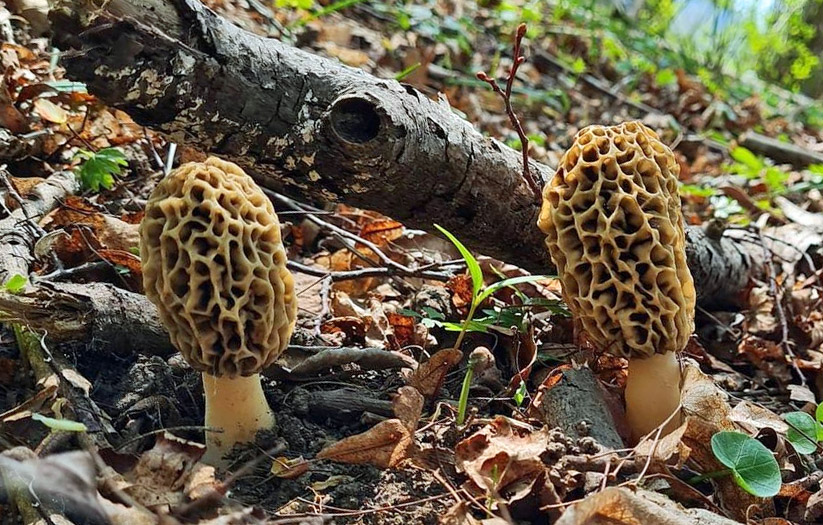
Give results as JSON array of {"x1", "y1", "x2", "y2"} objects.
[
  {"x1": 537, "y1": 122, "x2": 696, "y2": 441},
  {"x1": 140, "y1": 157, "x2": 297, "y2": 464}
]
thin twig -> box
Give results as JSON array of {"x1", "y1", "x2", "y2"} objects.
[
  {"x1": 476, "y1": 24, "x2": 542, "y2": 203},
  {"x1": 287, "y1": 259, "x2": 451, "y2": 282}
]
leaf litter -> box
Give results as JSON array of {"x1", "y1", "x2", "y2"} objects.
[{"x1": 1, "y1": 0, "x2": 823, "y2": 523}]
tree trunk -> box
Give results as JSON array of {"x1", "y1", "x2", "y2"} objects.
[{"x1": 48, "y1": 0, "x2": 774, "y2": 307}]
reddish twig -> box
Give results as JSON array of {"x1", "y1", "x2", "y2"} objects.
[{"x1": 476, "y1": 23, "x2": 541, "y2": 203}]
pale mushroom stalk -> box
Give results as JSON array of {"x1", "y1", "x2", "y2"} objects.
[
  {"x1": 624, "y1": 352, "x2": 681, "y2": 440},
  {"x1": 140, "y1": 157, "x2": 297, "y2": 466},
  {"x1": 538, "y1": 121, "x2": 696, "y2": 444},
  {"x1": 202, "y1": 372, "x2": 275, "y2": 464}
]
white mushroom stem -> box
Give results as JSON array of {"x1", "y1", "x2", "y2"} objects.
[
  {"x1": 201, "y1": 372, "x2": 275, "y2": 465},
  {"x1": 624, "y1": 351, "x2": 682, "y2": 442}
]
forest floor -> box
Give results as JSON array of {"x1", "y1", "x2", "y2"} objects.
[{"x1": 1, "y1": 0, "x2": 823, "y2": 524}]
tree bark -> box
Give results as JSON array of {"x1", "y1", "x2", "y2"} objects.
[
  {"x1": 50, "y1": 0, "x2": 551, "y2": 273},
  {"x1": 0, "y1": 170, "x2": 78, "y2": 283},
  {"x1": 48, "y1": 0, "x2": 772, "y2": 307}
]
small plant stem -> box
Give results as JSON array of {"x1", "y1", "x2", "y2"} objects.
[
  {"x1": 452, "y1": 301, "x2": 479, "y2": 351},
  {"x1": 456, "y1": 351, "x2": 478, "y2": 426},
  {"x1": 688, "y1": 469, "x2": 731, "y2": 485},
  {"x1": 476, "y1": 23, "x2": 541, "y2": 203}
]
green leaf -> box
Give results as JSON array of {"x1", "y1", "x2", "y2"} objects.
[
  {"x1": 3, "y1": 274, "x2": 27, "y2": 294},
  {"x1": 655, "y1": 68, "x2": 677, "y2": 86},
  {"x1": 74, "y1": 147, "x2": 128, "y2": 192},
  {"x1": 421, "y1": 306, "x2": 446, "y2": 321},
  {"x1": 31, "y1": 413, "x2": 88, "y2": 433},
  {"x1": 711, "y1": 431, "x2": 781, "y2": 497},
  {"x1": 784, "y1": 412, "x2": 818, "y2": 454},
  {"x1": 513, "y1": 381, "x2": 527, "y2": 406},
  {"x1": 395, "y1": 62, "x2": 421, "y2": 81},
  {"x1": 440, "y1": 319, "x2": 490, "y2": 333},
  {"x1": 679, "y1": 184, "x2": 716, "y2": 198},
  {"x1": 815, "y1": 402, "x2": 823, "y2": 424},
  {"x1": 475, "y1": 275, "x2": 553, "y2": 305},
  {"x1": 435, "y1": 224, "x2": 483, "y2": 300},
  {"x1": 571, "y1": 57, "x2": 586, "y2": 74},
  {"x1": 730, "y1": 147, "x2": 764, "y2": 172},
  {"x1": 763, "y1": 167, "x2": 789, "y2": 193}
]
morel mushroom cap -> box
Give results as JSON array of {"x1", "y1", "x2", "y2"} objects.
[
  {"x1": 537, "y1": 122, "x2": 696, "y2": 358},
  {"x1": 140, "y1": 157, "x2": 297, "y2": 377}
]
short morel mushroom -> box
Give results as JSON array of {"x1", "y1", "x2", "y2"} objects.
[
  {"x1": 140, "y1": 157, "x2": 297, "y2": 464},
  {"x1": 537, "y1": 122, "x2": 696, "y2": 441}
]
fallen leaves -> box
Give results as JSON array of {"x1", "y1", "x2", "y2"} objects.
[
  {"x1": 317, "y1": 418, "x2": 414, "y2": 469},
  {"x1": 407, "y1": 348, "x2": 463, "y2": 400},
  {"x1": 456, "y1": 417, "x2": 549, "y2": 496}
]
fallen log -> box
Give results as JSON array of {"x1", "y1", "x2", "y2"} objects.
[
  {"x1": 740, "y1": 131, "x2": 823, "y2": 168},
  {"x1": 48, "y1": 0, "x2": 769, "y2": 307},
  {"x1": 0, "y1": 170, "x2": 78, "y2": 283}
]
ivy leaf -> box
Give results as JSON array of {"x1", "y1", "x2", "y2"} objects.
[
  {"x1": 74, "y1": 148, "x2": 128, "y2": 192},
  {"x1": 784, "y1": 412, "x2": 819, "y2": 454},
  {"x1": 711, "y1": 431, "x2": 781, "y2": 497}
]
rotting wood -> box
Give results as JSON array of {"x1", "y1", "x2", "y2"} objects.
[
  {"x1": 530, "y1": 367, "x2": 624, "y2": 450},
  {"x1": 0, "y1": 170, "x2": 78, "y2": 283},
  {"x1": 47, "y1": 0, "x2": 775, "y2": 308},
  {"x1": 290, "y1": 387, "x2": 395, "y2": 422}
]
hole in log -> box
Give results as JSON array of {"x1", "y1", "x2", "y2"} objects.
[{"x1": 330, "y1": 97, "x2": 381, "y2": 144}]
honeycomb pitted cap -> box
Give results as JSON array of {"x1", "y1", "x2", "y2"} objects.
[
  {"x1": 140, "y1": 157, "x2": 297, "y2": 377},
  {"x1": 537, "y1": 122, "x2": 695, "y2": 358}
]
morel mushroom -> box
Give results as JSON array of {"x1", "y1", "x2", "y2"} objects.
[
  {"x1": 537, "y1": 122, "x2": 696, "y2": 441},
  {"x1": 140, "y1": 157, "x2": 297, "y2": 464}
]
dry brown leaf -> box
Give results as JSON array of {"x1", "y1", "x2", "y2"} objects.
[
  {"x1": 124, "y1": 433, "x2": 211, "y2": 509},
  {"x1": 270, "y1": 456, "x2": 309, "y2": 479},
  {"x1": 311, "y1": 474, "x2": 353, "y2": 491},
  {"x1": 439, "y1": 502, "x2": 482, "y2": 525},
  {"x1": 730, "y1": 400, "x2": 788, "y2": 434},
  {"x1": 320, "y1": 316, "x2": 366, "y2": 344},
  {"x1": 392, "y1": 385, "x2": 423, "y2": 431},
  {"x1": 0, "y1": 80, "x2": 28, "y2": 133},
  {"x1": 358, "y1": 219, "x2": 404, "y2": 247},
  {"x1": 5, "y1": 176, "x2": 44, "y2": 210},
  {"x1": 555, "y1": 487, "x2": 740, "y2": 525},
  {"x1": 738, "y1": 334, "x2": 791, "y2": 382},
  {"x1": 447, "y1": 274, "x2": 473, "y2": 309},
  {"x1": 407, "y1": 348, "x2": 463, "y2": 400},
  {"x1": 455, "y1": 416, "x2": 547, "y2": 496},
  {"x1": 185, "y1": 462, "x2": 217, "y2": 500},
  {"x1": 316, "y1": 418, "x2": 413, "y2": 469},
  {"x1": 33, "y1": 98, "x2": 69, "y2": 124},
  {"x1": 99, "y1": 215, "x2": 140, "y2": 252},
  {"x1": 387, "y1": 312, "x2": 416, "y2": 348},
  {"x1": 745, "y1": 286, "x2": 779, "y2": 336}
]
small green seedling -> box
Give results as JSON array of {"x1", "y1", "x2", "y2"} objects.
[
  {"x1": 434, "y1": 224, "x2": 550, "y2": 425},
  {"x1": 702, "y1": 431, "x2": 781, "y2": 497},
  {"x1": 784, "y1": 411, "x2": 820, "y2": 454},
  {"x1": 513, "y1": 380, "x2": 527, "y2": 407},
  {"x1": 74, "y1": 147, "x2": 127, "y2": 192},
  {"x1": 2, "y1": 274, "x2": 27, "y2": 294},
  {"x1": 31, "y1": 413, "x2": 88, "y2": 433},
  {"x1": 780, "y1": 402, "x2": 823, "y2": 454}
]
